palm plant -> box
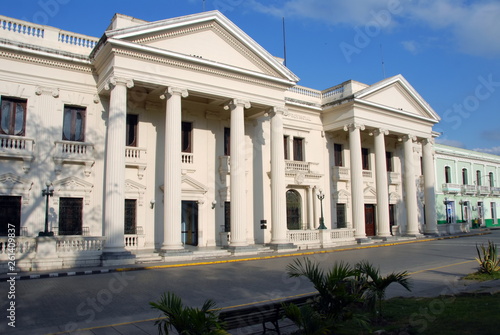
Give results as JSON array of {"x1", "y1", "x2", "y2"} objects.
[
  {"x1": 282, "y1": 302, "x2": 333, "y2": 335},
  {"x1": 286, "y1": 258, "x2": 364, "y2": 321},
  {"x1": 355, "y1": 261, "x2": 412, "y2": 319},
  {"x1": 475, "y1": 240, "x2": 500, "y2": 274},
  {"x1": 150, "y1": 292, "x2": 228, "y2": 335}
]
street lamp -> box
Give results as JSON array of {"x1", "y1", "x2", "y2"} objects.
[
  {"x1": 39, "y1": 181, "x2": 54, "y2": 237},
  {"x1": 317, "y1": 189, "x2": 327, "y2": 229}
]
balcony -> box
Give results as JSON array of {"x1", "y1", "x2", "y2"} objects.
[
  {"x1": 477, "y1": 185, "x2": 491, "y2": 196},
  {"x1": 332, "y1": 166, "x2": 350, "y2": 181},
  {"x1": 442, "y1": 183, "x2": 461, "y2": 194},
  {"x1": 0, "y1": 135, "x2": 35, "y2": 172},
  {"x1": 491, "y1": 187, "x2": 500, "y2": 196},
  {"x1": 462, "y1": 184, "x2": 477, "y2": 195},
  {"x1": 53, "y1": 140, "x2": 95, "y2": 177},
  {"x1": 362, "y1": 170, "x2": 373, "y2": 178},
  {"x1": 285, "y1": 160, "x2": 318, "y2": 173},
  {"x1": 125, "y1": 147, "x2": 147, "y2": 179},
  {"x1": 182, "y1": 153, "x2": 194, "y2": 164}
]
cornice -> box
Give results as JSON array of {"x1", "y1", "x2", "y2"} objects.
[
  {"x1": 112, "y1": 48, "x2": 290, "y2": 90},
  {"x1": 0, "y1": 49, "x2": 93, "y2": 73}
]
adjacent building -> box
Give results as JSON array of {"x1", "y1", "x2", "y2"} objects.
[{"x1": 0, "y1": 11, "x2": 495, "y2": 271}]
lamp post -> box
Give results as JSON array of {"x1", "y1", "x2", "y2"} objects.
[
  {"x1": 39, "y1": 181, "x2": 54, "y2": 237},
  {"x1": 317, "y1": 189, "x2": 327, "y2": 229}
]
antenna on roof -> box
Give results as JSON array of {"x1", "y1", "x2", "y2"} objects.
[
  {"x1": 380, "y1": 43, "x2": 386, "y2": 79},
  {"x1": 282, "y1": 17, "x2": 287, "y2": 67}
]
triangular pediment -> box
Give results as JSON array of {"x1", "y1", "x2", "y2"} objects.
[
  {"x1": 181, "y1": 175, "x2": 207, "y2": 195},
  {"x1": 355, "y1": 75, "x2": 440, "y2": 122},
  {"x1": 105, "y1": 11, "x2": 298, "y2": 84},
  {"x1": 53, "y1": 176, "x2": 93, "y2": 191},
  {"x1": 363, "y1": 186, "x2": 377, "y2": 199},
  {"x1": 0, "y1": 173, "x2": 31, "y2": 188}
]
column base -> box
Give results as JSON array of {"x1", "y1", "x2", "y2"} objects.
[
  {"x1": 227, "y1": 245, "x2": 258, "y2": 254},
  {"x1": 267, "y1": 243, "x2": 296, "y2": 251},
  {"x1": 356, "y1": 237, "x2": 372, "y2": 244},
  {"x1": 101, "y1": 251, "x2": 136, "y2": 267}
]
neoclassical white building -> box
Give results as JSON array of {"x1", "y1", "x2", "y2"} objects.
[{"x1": 0, "y1": 11, "x2": 445, "y2": 270}]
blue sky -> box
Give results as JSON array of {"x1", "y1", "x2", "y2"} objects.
[{"x1": 3, "y1": 0, "x2": 500, "y2": 153}]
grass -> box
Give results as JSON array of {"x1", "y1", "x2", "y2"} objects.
[
  {"x1": 336, "y1": 292, "x2": 500, "y2": 335},
  {"x1": 463, "y1": 271, "x2": 500, "y2": 281}
]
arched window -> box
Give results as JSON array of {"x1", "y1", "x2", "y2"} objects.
[
  {"x1": 286, "y1": 190, "x2": 302, "y2": 230},
  {"x1": 462, "y1": 168, "x2": 468, "y2": 185},
  {"x1": 445, "y1": 166, "x2": 452, "y2": 183},
  {"x1": 476, "y1": 170, "x2": 482, "y2": 186},
  {"x1": 489, "y1": 172, "x2": 494, "y2": 187}
]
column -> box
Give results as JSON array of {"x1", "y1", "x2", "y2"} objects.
[
  {"x1": 161, "y1": 87, "x2": 188, "y2": 251},
  {"x1": 270, "y1": 107, "x2": 288, "y2": 244},
  {"x1": 226, "y1": 99, "x2": 251, "y2": 247},
  {"x1": 344, "y1": 123, "x2": 366, "y2": 239},
  {"x1": 422, "y1": 138, "x2": 438, "y2": 234},
  {"x1": 403, "y1": 134, "x2": 420, "y2": 235},
  {"x1": 103, "y1": 77, "x2": 134, "y2": 253},
  {"x1": 373, "y1": 129, "x2": 391, "y2": 237}
]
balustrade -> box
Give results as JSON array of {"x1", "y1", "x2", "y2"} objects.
[
  {"x1": 462, "y1": 184, "x2": 477, "y2": 195},
  {"x1": 181, "y1": 153, "x2": 194, "y2": 164}
]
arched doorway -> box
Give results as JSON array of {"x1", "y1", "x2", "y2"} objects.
[{"x1": 286, "y1": 190, "x2": 302, "y2": 230}]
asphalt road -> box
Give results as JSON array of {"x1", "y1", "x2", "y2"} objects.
[{"x1": 1, "y1": 230, "x2": 498, "y2": 334}]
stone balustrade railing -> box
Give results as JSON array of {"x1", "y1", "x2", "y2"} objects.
[
  {"x1": 0, "y1": 15, "x2": 98, "y2": 56},
  {"x1": 56, "y1": 236, "x2": 105, "y2": 253}
]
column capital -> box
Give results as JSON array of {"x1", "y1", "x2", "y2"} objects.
[
  {"x1": 160, "y1": 87, "x2": 189, "y2": 100},
  {"x1": 343, "y1": 123, "x2": 365, "y2": 132},
  {"x1": 269, "y1": 106, "x2": 288, "y2": 117},
  {"x1": 422, "y1": 137, "x2": 435, "y2": 145},
  {"x1": 224, "y1": 99, "x2": 251, "y2": 111},
  {"x1": 371, "y1": 128, "x2": 389, "y2": 136},
  {"x1": 105, "y1": 77, "x2": 134, "y2": 90},
  {"x1": 400, "y1": 134, "x2": 416, "y2": 142}
]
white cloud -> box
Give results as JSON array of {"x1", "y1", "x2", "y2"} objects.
[
  {"x1": 401, "y1": 40, "x2": 419, "y2": 54},
  {"x1": 435, "y1": 138, "x2": 466, "y2": 148},
  {"x1": 473, "y1": 146, "x2": 500, "y2": 155},
  {"x1": 247, "y1": 0, "x2": 500, "y2": 57}
]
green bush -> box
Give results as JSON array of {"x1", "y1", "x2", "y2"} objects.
[
  {"x1": 475, "y1": 240, "x2": 500, "y2": 274},
  {"x1": 150, "y1": 292, "x2": 228, "y2": 335}
]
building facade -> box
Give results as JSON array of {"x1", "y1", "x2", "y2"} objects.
[
  {"x1": 435, "y1": 144, "x2": 500, "y2": 230},
  {"x1": 0, "y1": 11, "x2": 491, "y2": 271}
]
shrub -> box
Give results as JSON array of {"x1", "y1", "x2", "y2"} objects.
[{"x1": 475, "y1": 240, "x2": 500, "y2": 275}]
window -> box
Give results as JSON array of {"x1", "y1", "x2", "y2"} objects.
[
  {"x1": 62, "y1": 106, "x2": 86, "y2": 142},
  {"x1": 489, "y1": 172, "x2": 494, "y2": 187},
  {"x1": 284, "y1": 135, "x2": 290, "y2": 160},
  {"x1": 476, "y1": 170, "x2": 482, "y2": 186},
  {"x1": 0, "y1": 97, "x2": 26, "y2": 136},
  {"x1": 490, "y1": 202, "x2": 496, "y2": 221},
  {"x1": 224, "y1": 127, "x2": 230, "y2": 156},
  {"x1": 0, "y1": 196, "x2": 21, "y2": 236},
  {"x1": 362, "y1": 148, "x2": 370, "y2": 170},
  {"x1": 286, "y1": 190, "x2": 302, "y2": 230},
  {"x1": 334, "y1": 144, "x2": 343, "y2": 167},
  {"x1": 293, "y1": 137, "x2": 304, "y2": 161},
  {"x1": 181, "y1": 121, "x2": 192, "y2": 153},
  {"x1": 126, "y1": 114, "x2": 138, "y2": 147},
  {"x1": 389, "y1": 204, "x2": 396, "y2": 229},
  {"x1": 58, "y1": 197, "x2": 83, "y2": 235},
  {"x1": 462, "y1": 168, "x2": 468, "y2": 185},
  {"x1": 445, "y1": 166, "x2": 452, "y2": 183},
  {"x1": 124, "y1": 199, "x2": 137, "y2": 234},
  {"x1": 386, "y1": 151, "x2": 393, "y2": 172},
  {"x1": 224, "y1": 201, "x2": 230, "y2": 232},
  {"x1": 336, "y1": 203, "x2": 346, "y2": 228}
]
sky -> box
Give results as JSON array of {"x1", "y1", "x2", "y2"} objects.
[{"x1": 2, "y1": 0, "x2": 500, "y2": 153}]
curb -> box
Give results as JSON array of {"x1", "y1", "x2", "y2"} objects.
[{"x1": 1, "y1": 231, "x2": 492, "y2": 281}]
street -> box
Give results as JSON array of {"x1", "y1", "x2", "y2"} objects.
[{"x1": 1, "y1": 230, "x2": 498, "y2": 334}]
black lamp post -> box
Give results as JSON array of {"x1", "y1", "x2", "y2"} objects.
[
  {"x1": 39, "y1": 181, "x2": 54, "y2": 237},
  {"x1": 317, "y1": 189, "x2": 327, "y2": 229}
]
